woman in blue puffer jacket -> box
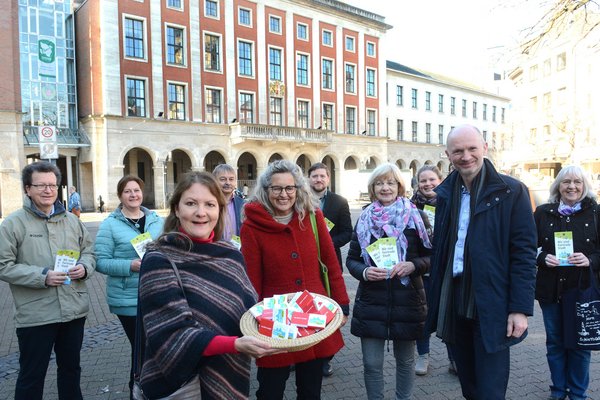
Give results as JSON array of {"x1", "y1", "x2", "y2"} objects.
[{"x1": 94, "y1": 175, "x2": 163, "y2": 398}]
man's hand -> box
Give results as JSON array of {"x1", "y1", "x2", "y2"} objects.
[
  {"x1": 506, "y1": 312, "x2": 528, "y2": 338},
  {"x1": 45, "y1": 270, "x2": 68, "y2": 286},
  {"x1": 68, "y1": 264, "x2": 87, "y2": 280}
]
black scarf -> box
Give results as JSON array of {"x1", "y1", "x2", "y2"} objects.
[{"x1": 436, "y1": 162, "x2": 486, "y2": 344}]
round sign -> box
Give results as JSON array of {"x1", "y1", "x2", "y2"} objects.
[{"x1": 41, "y1": 127, "x2": 54, "y2": 138}]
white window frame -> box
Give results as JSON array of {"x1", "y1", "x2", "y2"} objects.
[
  {"x1": 269, "y1": 15, "x2": 282, "y2": 34},
  {"x1": 204, "y1": 0, "x2": 220, "y2": 19},
  {"x1": 122, "y1": 14, "x2": 148, "y2": 62},
  {"x1": 366, "y1": 41, "x2": 376, "y2": 57},
  {"x1": 322, "y1": 29, "x2": 333, "y2": 47},
  {"x1": 124, "y1": 75, "x2": 149, "y2": 118},
  {"x1": 321, "y1": 57, "x2": 334, "y2": 91},
  {"x1": 166, "y1": 0, "x2": 184, "y2": 11},
  {"x1": 166, "y1": 80, "x2": 188, "y2": 121},
  {"x1": 204, "y1": 85, "x2": 223, "y2": 123},
  {"x1": 238, "y1": 90, "x2": 255, "y2": 124},
  {"x1": 268, "y1": 45, "x2": 284, "y2": 82},
  {"x1": 345, "y1": 35, "x2": 355, "y2": 52},
  {"x1": 322, "y1": 102, "x2": 335, "y2": 131},
  {"x1": 165, "y1": 23, "x2": 186, "y2": 67},
  {"x1": 366, "y1": 109, "x2": 377, "y2": 135},
  {"x1": 366, "y1": 67, "x2": 377, "y2": 97},
  {"x1": 269, "y1": 96, "x2": 284, "y2": 126},
  {"x1": 203, "y1": 31, "x2": 223, "y2": 73},
  {"x1": 238, "y1": 7, "x2": 252, "y2": 27},
  {"x1": 237, "y1": 39, "x2": 255, "y2": 78},
  {"x1": 28, "y1": 8, "x2": 38, "y2": 34},
  {"x1": 297, "y1": 22, "x2": 308, "y2": 41},
  {"x1": 297, "y1": 99, "x2": 311, "y2": 129},
  {"x1": 344, "y1": 62, "x2": 356, "y2": 95},
  {"x1": 57, "y1": 102, "x2": 69, "y2": 128},
  {"x1": 55, "y1": 11, "x2": 65, "y2": 38},
  {"x1": 296, "y1": 51, "x2": 310, "y2": 87},
  {"x1": 345, "y1": 106, "x2": 356, "y2": 134}
]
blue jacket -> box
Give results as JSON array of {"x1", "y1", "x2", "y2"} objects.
[
  {"x1": 426, "y1": 159, "x2": 537, "y2": 353},
  {"x1": 94, "y1": 206, "x2": 163, "y2": 315}
]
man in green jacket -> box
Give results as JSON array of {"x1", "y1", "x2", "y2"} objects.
[{"x1": 0, "y1": 161, "x2": 95, "y2": 400}]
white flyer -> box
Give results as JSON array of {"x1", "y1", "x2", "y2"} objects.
[{"x1": 54, "y1": 250, "x2": 80, "y2": 285}]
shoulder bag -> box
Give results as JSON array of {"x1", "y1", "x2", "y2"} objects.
[
  {"x1": 132, "y1": 254, "x2": 202, "y2": 400},
  {"x1": 309, "y1": 212, "x2": 331, "y2": 296},
  {"x1": 561, "y1": 207, "x2": 600, "y2": 350}
]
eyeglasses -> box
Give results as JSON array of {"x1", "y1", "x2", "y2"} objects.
[
  {"x1": 267, "y1": 185, "x2": 298, "y2": 195},
  {"x1": 30, "y1": 184, "x2": 59, "y2": 191}
]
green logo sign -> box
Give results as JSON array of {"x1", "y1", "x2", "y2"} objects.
[{"x1": 38, "y1": 39, "x2": 56, "y2": 63}]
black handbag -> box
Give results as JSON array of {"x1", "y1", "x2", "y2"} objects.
[
  {"x1": 132, "y1": 254, "x2": 202, "y2": 399},
  {"x1": 561, "y1": 266, "x2": 600, "y2": 351}
]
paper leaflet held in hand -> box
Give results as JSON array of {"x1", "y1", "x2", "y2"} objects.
[
  {"x1": 249, "y1": 290, "x2": 338, "y2": 339},
  {"x1": 366, "y1": 237, "x2": 410, "y2": 286}
]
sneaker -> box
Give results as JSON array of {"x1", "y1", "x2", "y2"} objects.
[
  {"x1": 322, "y1": 361, "x2": 333, "y2": 377},
  {"x1": 415, "y1": 354, "x2": 429, "y2": 376},
  {"x1": 448, "y1": 360, "x2": 457, "y2": 375}
]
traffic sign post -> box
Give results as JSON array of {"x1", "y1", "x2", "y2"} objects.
[{"x1": 38, "y1": 125, "x2": 58, "y2": 160}]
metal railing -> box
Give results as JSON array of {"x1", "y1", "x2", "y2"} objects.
[{"x1": 23, "y1": 126, "x2": 91, "y2": 146}]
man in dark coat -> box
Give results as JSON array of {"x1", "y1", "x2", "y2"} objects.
[
  {"x1": 426, "y1": 125, "x2": 537, "y2": 399},
  {"x1": 213, "y1": 164, "x2": 245, "y2": 241},
  {"x1": 308, "y1": 162, "x2": 352, "y2": 377}
]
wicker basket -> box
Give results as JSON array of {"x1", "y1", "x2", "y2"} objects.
[{"x1": 239, "y1": 293, "x2": 344, "y2": 352}]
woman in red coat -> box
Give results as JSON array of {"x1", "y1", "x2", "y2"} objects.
[{"x1": 241, "y1": 159, "x2": 350, "y2": 400}]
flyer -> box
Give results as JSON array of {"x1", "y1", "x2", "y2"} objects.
[
  {"x1": 423, "y1": 205, "x2": 435, "y2": 230},
  {"x1": 366, "y1": 237, "x2": 398, "y2": 269},
  {"x1": 55, "y1": 250, "x2": 80, "y2": 285},
  {"x1": 324, "y1": 217, "x2": 335, "y2": 232},
  {"x1": 230, "y1": 235, "x2": 241, "y2": 250},
  {"x1": 130, "y1": 232, "x2": 153, "y2": 259},
  {"x1": 554, "y1": 231, "x2": 574, "y2": 266}
]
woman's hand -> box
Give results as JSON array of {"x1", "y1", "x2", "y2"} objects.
[
  {"x1": 340, "y1": 315, "x2": 348, "y2": 327},
  {"x1": 130, "y1": 259, "x2": 142, "y2": 272},
  {"x1": 234, "y1": 336, "x2": 287, "y2": 358},
  {"x1": 567, "y1": 252, "x2": 590, "y2": 267},
  {"x1": 544, "y1": 254, "x2": 560, "y2": 267},
  {"x1": 365, "y1": 266, "x2": 389, "y2": 281},
  {"x1": 389, "y1": 261, "x2": 415, "y2": 279}
]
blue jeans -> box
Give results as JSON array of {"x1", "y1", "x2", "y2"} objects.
[
  {"x1": 361, "y1": 337, "x2": 414, "y2": 400},
  {"x1": 540, "y1": 302, "x2": 591, "y2": 400},
  {"x1": 15, "y1": 317, "x2": 85, "y2": 400}
]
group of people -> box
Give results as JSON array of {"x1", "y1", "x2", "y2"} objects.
[{"x1": 0, "y1": 123, "x2": 598, "y2": 400}]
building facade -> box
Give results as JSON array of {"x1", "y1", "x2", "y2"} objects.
[
  {"x1": 0, "y1": 0, "x2": 510, "y2": 215},
  {"x1": 506, "y1": 5, "x2": 600, "y2": 186}
]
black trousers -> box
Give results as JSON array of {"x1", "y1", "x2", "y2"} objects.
[
  {"x1": 256, "y1": 358, "x2": 325, "y2": 400},
  {"x1": 15, "y1": 317, "x2": 86, "y2": 400},
  {"x1": 117, "y1": 314, "x2": 137, "y2": 399}
]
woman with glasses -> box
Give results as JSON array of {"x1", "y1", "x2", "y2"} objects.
[
  {"x1": 240, "y1": 159, "x2": 350, "y2": 399},
  {"x1": 534, "y1": 165, "x2": 600, "y2": 400},
  {"x1": 94, "y1": 175, "x2": 163, "y2": 398},
  {"x1": 346, "y1": 163, "x2": 432, "y2": 400}
]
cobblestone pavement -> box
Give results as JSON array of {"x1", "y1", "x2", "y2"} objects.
[{"x1": 0, "y1": 210, "x2": 598, "y2": 399}]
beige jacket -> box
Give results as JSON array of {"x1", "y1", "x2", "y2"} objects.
[{"x1": 0, "y1": 197, "x2": 95, "y2": 328}]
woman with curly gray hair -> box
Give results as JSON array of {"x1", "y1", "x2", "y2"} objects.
[{"x1": 241, "y1": 159, "x2": 350, "y2": 399}]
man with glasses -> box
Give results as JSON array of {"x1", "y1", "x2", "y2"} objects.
[{"x1": 0, "y1": 161, "x2": 95, "y2": 400}]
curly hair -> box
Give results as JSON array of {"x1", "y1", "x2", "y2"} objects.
[{"x1": 247, "y1": 159, "x2": 315, "y2": 223}]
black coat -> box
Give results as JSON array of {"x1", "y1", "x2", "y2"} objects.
[
  {"x1": 534, "y1": 197, "x2": 600, "y2": 303},
  {"x1": 322, "y1": 191, "x2": 353, "y2": 269},
  {"x1": 346, "y1": 226, "x2": 431, "y2": 340}
]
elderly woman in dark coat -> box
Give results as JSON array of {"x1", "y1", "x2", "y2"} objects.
[
  {"x1": 534, "y1": 165, "x2": 600, "y2": 400},
  {"x1": 346, "y1": 163, "x2": 432, "y2": 400}
]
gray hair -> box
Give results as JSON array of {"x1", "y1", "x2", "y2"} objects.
[
  {"x1": 367, "y1": 163, "x2": 406, "y2": 202},
  {"x1": 248, "y1": 159, "x2": 314, "y2": 222},
  {"x1": 212, "y1": 163, "x2": 236, "y2": 177},
  {"x1": 548, "y1": 165, "x2": 596, "y2": 203}
]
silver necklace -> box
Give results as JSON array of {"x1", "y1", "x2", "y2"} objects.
[{"x1": 124, "y1": 211, "x2": 143, "y2": 228}]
